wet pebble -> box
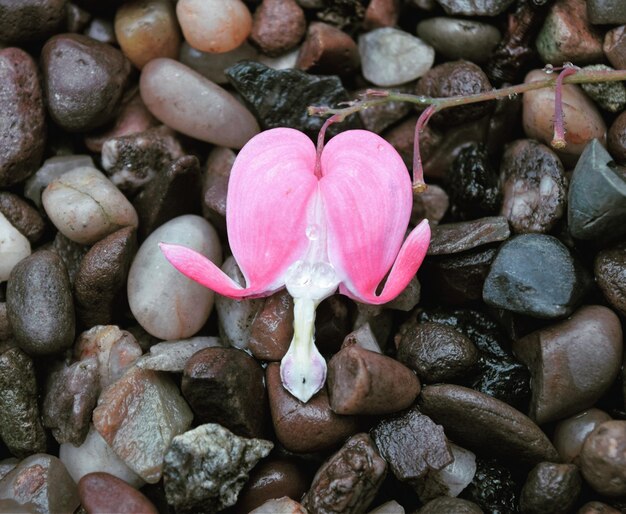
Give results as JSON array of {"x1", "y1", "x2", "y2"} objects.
[
  {"x1": 92, "y1": 366, "x2": 193, "y2": 483},
  {"x1": 43, "y1": 166, "x2": 138, "y2": 245},
  {"x1": 535, "y1": 0, "x2": 603, "y2": 65},
  {"x1": 396, "y1": 321, "x2": 479, "y2": 383},
  {"x1": 176, "y1": 0, "x2": 252, "y2": 54},
  {"x1": 371, "y1": 407, "x2": 453, "y2": 485},
  {"x1": 0, "y1": 48, "x2": 46, "y2": 188},
  {"x1": 482, "y1": 234, "x2": 590, "y2": 318},
  {"x1": 427, "y1": 216, "x2": 510, "y2": 256},
  {"x1": 42, "y1": 34, "x2": 131, "y2": 132},
  {"x1": 358, "y1": 28, "x2": 434, "y2": 87},
  {"x1": 137, "y1": 336, "x2": 222, "y2": 372},
  {"x1": 79, "y1": 472, "x2": 159, "y2": 514},
  {"x1": 114, "y1": 0, "x2": 181, "y2": 69},
  {"x1": 435, "y1": 0, "x2": 514, "y2": 16},
  {"x1": 248, "y1": 289, "x2": 293, "y2": 361},
  {"x1": 250, "y1": 0, "x2": 305, "y2": 57},
  {"x1": 417, "y1": 17, "x2": 500, "y2": 64},
  {"x1": 595, "y1": 243, "x2": 626, "y2": 317},
  {"x1": 604, "y1": 25, "x2": 626, "y2": 70},
  {"x1": 296, "y1": 22, "x2": 360, "y2": 77},
  {"x1": 0, "y1": 454, "x2": 79, "y2": 513},
  {"x1": 520, "y1": 462, "x2": 582, "y2": 514},
  {"x1": 140, "y1": 58, "x2": 259, "y2": 148},
  {"x1": 327, "y1": 344, "x2": 420, "y2": 415},
  {"x1": 462, "y1": 456, "x2": 519, "y2": 513},
  {"x1": 266, "y1": 363, "x2": 359, "y2": 454},
  {"x1": 127, "y1": 215, "x2": 221, "y2": 340},
  {"x1": 580, "y1": 65, "x2": 626, "y2": 113},
  {"x1": 418, "y1": 384, "x2": 560, "y2": 464},
  {"x1": 0, "y1": 212, "x2": 30, "y2": 282},
  {"x1": 0, "y1": 345, "x2": 46, "y2": 457},
  {"x1": 182, "y1": 347, "x2": 268, "y2": 439},
  {"x1": 302, "y1": 433, "x2": 386, "y2": 514},
  {"x1": 553, "y1": 409, "x2": 612, "y2": 464},
  {"x1": 499, "y1": 139, "x2": 567, "y2": 234},
  {"x1": 580, "y1": 421, "x2": 626, "y2": 496},
  {"x1": 608, "y1": 110, "x2": 626, "y2": 165},
  {"x1": 163, "y1": 423, "x2": 273, "y2": 513},
  {"x1": 587, "y1": 0, "x2": 626, "y2": 24},
  {"x1": 179, "y1": 41, "x2": 258, "y2": 85},
  {"x1": 7, "y1": 250, "x2": 75, "y2": 356},
  {"x1": 202, "y1": 146, "x2": 234, "y2": 230}
]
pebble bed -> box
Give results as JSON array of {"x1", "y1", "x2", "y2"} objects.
[{"x1": 0, "y1": 0, "x2": 625, "y2": 513}]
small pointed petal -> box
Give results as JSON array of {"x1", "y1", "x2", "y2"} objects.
[
  {"x1": 339, "y1": 219, "x2": 431, "y2": 304},
  {"x1": 159, "y1": 243, "x2": 256, "y2": 298},
  {"x1": 227, "y1": 128, "x2": 318, "y2": 293},
  {"x1": 320, "y1": 130, "x2": 415, "y2": 300},
  {"x1": 280, "y1": 341, "x2": 327, "y2": 403}
]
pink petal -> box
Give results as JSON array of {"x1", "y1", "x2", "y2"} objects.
[
  {"x1": 338, "y1": 219, "x2": 431, "y2": 304},
  {"x1": 227, "y1": 128, "x2": 318, "y2": 293},
  {"x1": 319, "y1": 130, "x2": 416, "y2": 302}
]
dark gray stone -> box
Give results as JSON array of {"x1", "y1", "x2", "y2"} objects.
[
  {"x1": 428, "y1": 216, "x2": 510, "y2": 256},
  {"x1": 520, "y1": 462, "x2": 581, "y2": 514},
  {"x1": 568, "y1": 139, "x2": 626, "y2": 243},
  {"x1": 225, "y1": 60, "x2": 362, "y2": 139},
  {"x1": 6, "y1": 250, "x2": 75, "y2": 356},
  {"x1": 483, "y1": 234, "x2": 590, "y2": 318},
  {"x1": 587, "y1": 0, "x2": 626, "y2": 24},
  {"x1": 0, "y1": 0, "x2": 67, "y2": 44}
]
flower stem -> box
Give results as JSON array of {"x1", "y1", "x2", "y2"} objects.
[
  {"x1": 551, "y1": 65, "x2": 579, "y2": 149},
  {"x1": 412, "y1": 105, "x2": 437, "y2": 193}
]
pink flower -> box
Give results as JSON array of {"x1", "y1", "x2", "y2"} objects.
[{"x1": 160, "y1": 128, "x2": 430, "y2": 402}]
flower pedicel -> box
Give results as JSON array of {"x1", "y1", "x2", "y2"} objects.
[{"x1": 160, "y1": 127, "x2": 430, "y2": 403}]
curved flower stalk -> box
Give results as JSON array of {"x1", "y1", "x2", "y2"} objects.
[{"x1": 160, "y1": 128, "x2": 431, "y2": 402}]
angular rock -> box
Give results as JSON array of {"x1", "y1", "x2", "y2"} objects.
[
  {"x1": 226, "y1": 60, "x2": 361, "y2": 139},
  {"x1": 520, "y1": 462, "x2": 581, "y2": 514},
  {"x1": 127, "y1": 215, "x2": 221, "y2": 340},
  {"x1": 418, "y1": 384, "x2": 560, "y2": 464},
  {"x1": 568, "y1": 139, "x2": 626, "y2": 243},
  {"x1": 580, "y1": 421, "x2": 626, "y2": 496},
  {"x1": 482, "y1": 234, "x2": 590, "y2": 318},
  {"x1": 595, "y1": 243, "x2": 626, "y2": 317},
  {"x1": 0, "y1": 0, "x2": 67, "y2": 44},
  {"x1": 137, "y1": 336, "x2": 222, "y2": 372},
  {"x1": 140, "y1": 58, "x2": 259, "y2": 149},
  {"x1": 0, "y1": 346, "x2": 46, "y2": 457},
  {"x1": 435, "y1": 0, "x2": 514, "y2": 16},
  {"x1": 359, "y1": 28, "x2": 434, "y2": 87},
  {"x1": 604, "y1": 25, "x2": 626, "y2": 70},
  {"x1": 461, "y1": 456, "x2": 519, "y2": 513},
  {"x1": 41, "y1": 34, "x2": 131, "y2": 131},
  {"x1": 0, "y1": 212, "x2": 31, "y2": 283},
  {"x1": 428, "y1": 217, "x2": 510, "y2": 256},
  {"x1": 553, "y1": 409, "x2": 612, "y2": 464},
  {"x1": 250, "y1": 0, "x2": 306, "y2": 57},
  {"x1": 296, "y1": 22, "x2": 360, "y2": 77},
  {"x1": 363, "y1": 0, "x2": 400, "y2": 29},
  {"x1": 608, "y1": 110, "x2": 626, "y2": 165},
  {"x1": 163, "y1": 423, "x2": 273, "y2": 513},
  {"x1": 513, "y1": 305, "x2": 623, "y2": 425},
  {"x1": 372, "y1": 407, "x2": 452, "y2": 485},
  {"x1": 42, "y1": 166, "x2": 139, "y2": 245},
  {"x1": 6, "y1": 250, "x2": 75, "y2": 356},
  {"x1": 302, "y1": 433, "x2": 386, "y2": 514},
  {"x1": 79, "y1": 472, "x2": 159, "y2": 514},
  {"x1": 0, "y1": 48, "x2": 46, "y2": 187},
  {"x1": 92, "y1": 367, "x2": 193, "y2": 483}
]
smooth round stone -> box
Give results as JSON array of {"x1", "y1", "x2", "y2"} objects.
[
  {"x1": 420, "y1": 497, "x2": 483, "y2": 514},
  {"x1": 581, "y1": 421, "x2": 626, "y2": 496},
  {"x1": 522, "y1": 69, "x2": 606, "y2": 167},
  {"x1": 416, "y1": 17, "x2": 500, "y2": 64},
  {"x1": 608, "y1": 110, "x2": 626, "y2": 165},
  {"x1": 42, "y1": 166, "x2": 138, "y2": 245},
  {"x1": 79, "y1": 472, "x2": 159, "y2": 514},
  {"x1": 595, "y1": 243, "x2": 626, "y2": 317},
  {"x1": 418, "y1": 384, "x2": 560, "y2": 465},
  {"x1": 0, "y1": 212, "x2": 30, "y2": 282},
  {"x1": 553, "y1": 409, "x2": 612, "y2": 463},
  {"x1": 513, "y1": 305, "x2": 623, "y2": 425},
  {"x1": 250, "y1": 0, "x2": 306, "y2": 57},
  {"x1": 519, "y1": 462, "x2": 582, "y2": 514},
  {"x1": 587, "y1": 0, "x2": 626, "y2": 25},
  {"x1": 0, "y1": 0, "x2": 66, "y2": 44},
  {"x1": 114, "y1": 0, "x2": 181, "y2": 69},
  {"x1": 249, "y1": 497, "x2": 307, "y2": 514},
  {"x1": 578, "y1": 502, "x2": 622, "y2": 514},
  {"x1": 179, "y1": 41, "x2": 258, "y2": 85},
  {"x1": 41, "y1": 34, "x2": 131, "y2": 132},
  {"x1": 0, "y1": 192, "x2": 45, "y2": 244},
  {"x1": 60, "y1": 424, "x2": 144, "y2": 488},
  {"x1": 140, "y1": 58, "x2": 259, "y2": 149},
  {"x1": 6, "y1": 250, "x2": 75, "y2": 356},
  {"x1": 0, "y1": 48, "x2": 46, "y2": 187},
  {"x1": 128, "y1": 215, "x2": 221, "y2": 340},
  {"x1": 176, "y1": 0, "x2": 252, "y2": 54},
  {"x1": 499, "y1": 139, "x2": 567, "y2": 234},
  {"x1": 482, "y1": 234, "x2": 590, "y2": 318},
  {"x1": 396, "y1": 321, "x2": 479, "y2": 383},
  {"x1": 359, "y1": 27, "x2": 434, "y2": 87},
  {"x1": 435, "y1": 0, "x2": 514, "y2": 15}
]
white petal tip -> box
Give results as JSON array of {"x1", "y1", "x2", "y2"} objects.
[{"x1": 280, "y1": 349, "x2": 327, "y2": 403}]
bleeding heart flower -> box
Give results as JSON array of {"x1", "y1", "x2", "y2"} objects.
[{"x1": 159, "y1": 127, "x2": 430, "y2": 403}]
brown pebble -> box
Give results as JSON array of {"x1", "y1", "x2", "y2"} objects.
[
  {"x1": 248, "y1": 289, "x2": 293, "y2": 361},
  {"x1": 302, "y1": 433, "x2": 386, "y2": 514},
  {"x1": 234, "y1": 458, "x2": 310, "y2": 514},
  {"x1": 595, "y1": 242, "x2": 626, "y2": 317},
  {"x1": 604, "y1": 25, "x2": 626, "y2": 70},
  {"x1": 202, "y1": 146, "x2": 235, "y2": 232},
  {"x1": 0, "y1": 192, "x2": 45, "y2": 243},
  {"x1": 250, "y1": 0, "x2": 306, "y2": 57},
  {"x1": 79, "y1": 472, "x2": 159, "y2": 514},
  {"x1": 608, "y1": 110, "x2": 626, "y2": 165},
  {"x1": 519, "y1": 462, "x2": 581, "y2": 514},
  {"x1": 577, "y1": 502, "x2": 621, "y2": 514},
  {"x1": 580, "y1": 420, "x2": 626, "y2": 497},
  {"x1": 296, "y1": 22, "x2": 360, "y2": 76},
  {"x1": 0, "y1": 0, "x2": 66, "y2": 44},
  {"x1": 412, "y1": 184, "x2": 449, "y2": 226},
  {"x1": 266, "y1": 363, "x2": 359, "y2": 454},
  {"x1": 363, "y1": 0, "x2": 400, "y2": 30},
  {"x1": 553, "y1": 409, "x2": 612, "y2": 464},
  {"x1": 182, "y1": 347, "x2": 268, "y2": 439},
  {"x1": 327, "y1": 344, "x2": 420, "y2": 415},
  {"x1": 314, "y1": 295, "x2": 351, "y2": 354},
  {"x1": 419, "y1": 497, "x2": 483, "y2": 513}
]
